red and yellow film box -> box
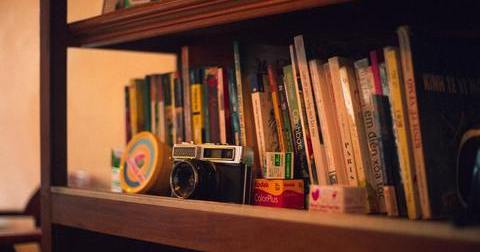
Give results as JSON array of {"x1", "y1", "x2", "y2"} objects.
[
  {"x1": 254, "y1": 179, "x2": 304, "y2": 209},
  {"x1": 309, "y1": 185, "x2": 368, "y2": 214}
]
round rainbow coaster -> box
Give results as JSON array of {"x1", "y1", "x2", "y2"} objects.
[{"x1": 120, "y1": 132, "x2": 171, "y2": 194}]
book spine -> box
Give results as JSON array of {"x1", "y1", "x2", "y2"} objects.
[
  {"x1": 355, "y1": 59, "x2": 387, "y2": 213},
  {"x1": 369, "y1": 50, "x2": 384, "y2": 95},
  {"x1": 283, "y1": 65, "x2": 310, "y2": 179},
  {"x1": 227, "y1": 68, "x2": 241, "y2": 145},
  {"x1": 397, "y1": 26, "x2": 430, "y2": 219},
  {"x1": 174, "y1": 72, "x2": 184, "y2": 144},
  {"x1": 384, "y1": 47, "x2": 421, "y2": 219},
  {"x1": 309, "y1": 60, "x2": 347, "y2": 185},
  {"x1": 156, "y1": 75, "x2": 166, "y2": 143},
  {"x1": 150, "y1": 76, "x2": 157, "y2": 135},
  {"x1": 164, "y1": 74, "x2": 174, "y2": 146},
  {"x1": 128, "y1": 80, "x2": 138, "y2": 136},
  {"x1": 206, "y1": 67, "x2": 220, "y2": 144},
  {"x1": 293, "y1": 35, "x2": 328, "y2": 185},
  {"x1": 202, "y1": 69, "x2": 210, "y2": 143},
  {"x1": 135, "y1": 79, "x2": 146, "y2": 132},
  {"x1": 191, "y1": 69, "x2": 203, "y2": 144},
  {"x1": 277, "y1": 70, "x2": 295, "y2": 153},
  {"x1": 268, "y1": 65, "x2": 287, "y2": 152},
  {"x1": 218, "y1": 67, "x2": 227, "y2": 144},
  {"x1": 328, "y1": 57, "x2": 358, "y2": 186},
  {"x1": 170, "y1": 73, "x2": 177, "y2": 144},
  {"x1": 233, "y1": 41, "x2": 247, "y2": 146},
  {"x1": 379, "y1": 63, "x2": 390, "y2": 96},
  {"x1": 339, "y1": 65, "x2": 378, "y2": 212},
  {"x1": 125, "y1": 86, "x2": 132, "y2": 143},
  {"x1": 143, "y1": 76, "x2": 151, "y2": 132},
  {"x1": 290, "y1": 45, "x2": 316, "y2": 184},
  {"x1": 181, "y1": 46, "x2": 192, "y2": 142},
  {"x1": 251, "y1": 91, "x2": 266, "y2": 169}
]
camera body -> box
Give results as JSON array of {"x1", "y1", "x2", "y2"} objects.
[{"x1": 170, "y1": 143, "x2": 253, "y2": 204}]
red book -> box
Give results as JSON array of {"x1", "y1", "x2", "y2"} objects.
[
  {"x1": 206, "y1": 67, "x2": 220, "y2": 143},
  {"x1": 369, "y1": 49, "x2": 384, "y2": 95}
]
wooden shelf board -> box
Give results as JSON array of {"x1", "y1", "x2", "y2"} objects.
[
  {"x1": 67, "y1": 0, "x2": 350, "y2": 48},
  {"x1": 50, "y1": 187, "x2": 480, "y2": 251}
]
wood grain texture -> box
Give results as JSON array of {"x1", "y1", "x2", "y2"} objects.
[
  {"x1": 68, "y1": 0, "x2": 350, "y2": 48},
  {"x1": 40, "y1": 0, "x2": 68, "y2": 251},
  {"x1": 51, "y1": 187, "x2": 480, "y2": 251}
]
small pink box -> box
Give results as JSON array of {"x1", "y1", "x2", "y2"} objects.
[{"x1": 309, "y1": 185, "x2": 368, "y2": 214}]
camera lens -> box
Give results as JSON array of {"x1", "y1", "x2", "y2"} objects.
[{"x1": 170, "y1": 160, "x2": 218, "y2": 200}]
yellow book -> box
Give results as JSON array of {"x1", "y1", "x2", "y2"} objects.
[
  {"x1": 128, "y1": 80, "x2": 138, "y2": 136},
  {"x1": 384, "y1": 47, "x2": 421, "y2": 219},
  {"x1": 191, "y1": 83, "x2": 203, "y2": 144}
]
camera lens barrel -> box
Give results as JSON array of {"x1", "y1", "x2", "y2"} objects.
[{"x1": 170, "y1": 159, "x2": 219, "y2": 200}]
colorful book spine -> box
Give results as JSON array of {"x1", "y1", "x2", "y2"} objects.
[
  {"x1": 268, "y1": 65, "x2": 287, "y2": 152},
  {"x1": 354, "y1": 58, "x2": 386, "y2": 213},
  {"x1": 181, "y1": 46, "x2": 192, "y2": 142},
  {"x1": 173, "y1": 72, "x2": 184, "y2": 144},
  {"x1": 227, "y1": 68, "x2": 241, "y2": 145},
  {"x1": 277, "y1": 69, "x2": 294, "y2": 153},
  {"x1": 290, "y1": 45, "x2": 316, "y2": 184},
  {"x1": 397, "y1": 26, "x2": 430, "y2": 219},
  {"x1": 384, "y1": 46, "x2": 421, "y2": 219},
  {"x1": 293, "y1": 35, "x2": 328, "y2": 185},
  {"x1": 217, "y1": 67, "x2": 228, "y2": 144},
  {"x1": 369, "y1": 50, "x2": 384, "y2": 95},
  {"x1": 206, "y1": 67, "x2": 220, "y2": 144},
  {"x1": 309, "y1": 59, "x2": 347, "y2": 185},
  {"x1": 125, "y1": 86, "x2": 132, "y2": 143},
  {"x1": 283, "y1": 65, "x2": 310, "y2": 179},
  {"x1": 339, "y1": 65, "x2": 378, "y2": 212},
  {"x1": 156, "y1": 75, "x2": 166, "y2": 143},
  {"x1": 191, "y1": 69, "x2": 203, "y2": 144},
  {"x1": 233, "y1": 41, "x2": 247, "y2": 146},
  {"x1": 328, "y1": 57, "x2": 358, "y2": 186}
]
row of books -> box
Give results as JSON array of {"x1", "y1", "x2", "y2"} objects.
[{"x1": 124, "y1": 25, "x2": 480, "y2": 220}]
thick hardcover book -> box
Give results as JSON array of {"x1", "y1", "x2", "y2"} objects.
[
  {"x1": 384, "y1": 46, "x2": 421, "y2": 219},
  {"x1": 398, "y1": 26, "x2": 480, "y2": 218},
  {"x1": 173, "y1": 72, "x2": 184, "y2": 144},
  {"x1": 354, "y1": 59, "x2": 387, "y2": 212},
  {"x1": 339, "y1": 65, "x2": 378, "y2": 212},
  {"x1": 190, "y1": 68, "x2": 203, "y2": 144},
  {"x1": 143, "y1": 76, "x2": 151, "y2": 132},
  {"x1": 328, "y1": 57, "x2": 359, "y2": 186},
  {"x1": 181, "y1": 46, "x2": 192, "y2": 142},
  {"x1": 290, "y1": 45, "x2": 316, "y2": 184},
  {"x1": 163, "y1": 74, "x2": 174, "y2": 146},
  {"x1": 372, "y1": 94, "x2": 408, "y2": 216},
  {"x1": 310, "y1": 60, "x2": 347, "y2": 185},
  {"x1": 206, "y1": 67, "x2": 220, "y2": 144},
  {"x1": 293, "y1": 35, "x2": 329, "y2": 185},
  {"x1": 283, "y1": 65, "x2": 310, "y2": 180},
  {"x1": 268, "y1": 65, "x2": 287, "y2": 152},
  {"x1": 217, "y1": 67, "x2": 233, "y2": 144},
  {"x1": 227, "y1": 68, "x2": 241, "y2": 145},
  {"x1": 125, "y1": 86, "x2": 132, "y2": 143},
  {"x1": 277, "y1": 68, "x2": 295, "y2": 153}
]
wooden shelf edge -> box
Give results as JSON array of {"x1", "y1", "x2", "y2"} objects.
[
  {"x1": 68, "y1": 0, "x2": 350, "y2": 48},
  {"x1": 50, "y1": 187, "x2": 480, "y2": 251}
]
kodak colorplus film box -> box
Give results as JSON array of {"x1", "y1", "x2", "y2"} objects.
[
  {"x1": 309, "y1": 185, "x2": 368, "y2": 214},
  {"x1": 254, "y1": 179, "x2": 304, "y2": 209}
]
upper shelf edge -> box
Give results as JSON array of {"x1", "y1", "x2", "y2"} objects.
[{"x1": 67, "y1": 0, "x2": 351, "y2": 48}]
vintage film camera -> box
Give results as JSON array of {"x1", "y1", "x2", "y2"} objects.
[{"x1": 170, "y1": 143, "x2": 254, "y2": 204}]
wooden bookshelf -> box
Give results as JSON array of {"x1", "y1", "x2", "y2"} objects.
[{"x1": 41, "y1": 0, "x2": 480, "y2": 251}]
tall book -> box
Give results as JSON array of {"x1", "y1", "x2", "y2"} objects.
[
  {"x1": 268, "y1": 65, "x2": 287, "y2": 152},
  {"x1": 190, "y1": 68, "x2": 203, "y2": 144},
  {"x1": 369, "y1": 50, "x2": 384, "y2": 95},
  {"x1": 217, "y1": 67, "x2": 233, "y2": 144},
  {"x1": 181, "y1": 46, "x2": 192, "y2": 142},
  {"x1": 143, "y1": 76, "x2": 151, "y2": 132},
  {"x1": 172, "y1": 72, "x2": 184, "y2": 144},
  {"x1": 125, "y1": 86, "x2": 132, "y2": 143},
  {"x1": 309, "y1": 60, "x2": 347, "y2": 185},
  {"x1": 293, "y1": 35, "x2": 329, "y2": 185},
  {"x1": 290, "y1": 45, "x2": 316, "y2": 184},
  {"x1": 149, "y1": 75, "x2": 157, "y2": 135},
  {"x1": 354, "y1": 59, "x2": 387, "y2": 212},
  {"x1": 128, "y1": 80, "x2": 138, "y2": 136},
  {"x1": 283, "y1": 65, "x2": 310, "y2": 180},
  {"x1": 397, "y1": 26, "x2": 480, "y2": 218},
  {"x1": 205, "y1": 67, "x2": 220, "y2": 144},
  {"x1": 339, "y1": 64, "x2": 378, "y2": 212},
  {"x1": 328, "y1": 57, "x2": 358, "y2": 186},
  {"x1": 277, "y1": 68, "x2": 295, "y2": 153},
  {"x1": 227, "y1": 68, "x2": 241, "y2": 145},
  {"x1": 164, "y1": 74, "x2": 175, "y2": 146},
  {"x1": 384, "y1": 46, "x2": 421, "y2": 219},
  {"x1": 155, "y1": 75, "x2": 166, "y2": 143}
]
